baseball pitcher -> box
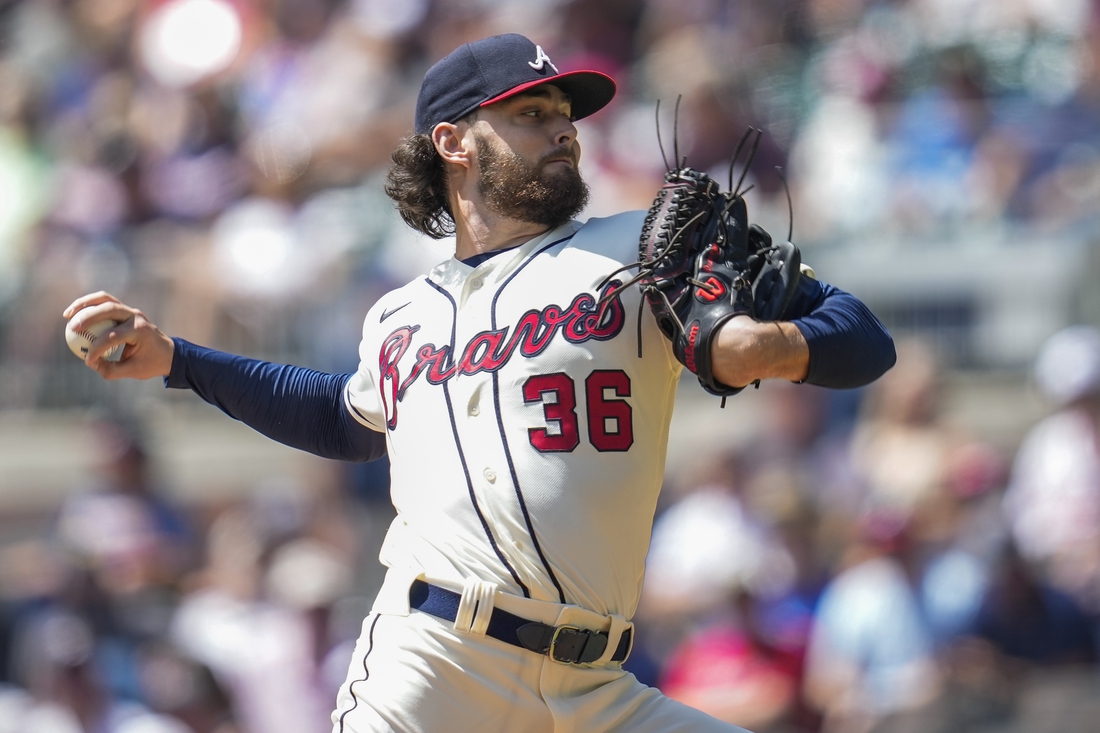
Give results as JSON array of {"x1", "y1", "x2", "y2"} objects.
[{"x1": 65, "y1": 34, "x2": 895, "y2": 733}]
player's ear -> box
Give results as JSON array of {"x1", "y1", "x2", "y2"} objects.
[{"x1": 432, "y1": 122, "x2": 471, "y2": 168}]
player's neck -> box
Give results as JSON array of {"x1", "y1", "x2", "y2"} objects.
[{"x1": 452, "y1": 198, "x2": 551, "y2": 261}]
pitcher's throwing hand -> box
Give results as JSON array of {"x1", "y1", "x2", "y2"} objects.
[{"x1": 63, "y1": 291, "x2": 174, "y2": 380}]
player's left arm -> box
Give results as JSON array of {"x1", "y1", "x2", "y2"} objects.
[{"x1": 711, "y1": 277, "x2": 895, "y2": 389}]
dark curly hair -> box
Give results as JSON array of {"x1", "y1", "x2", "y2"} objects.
[{"x1": 384, "y1": 133, "x2": 454, "y2": 239}]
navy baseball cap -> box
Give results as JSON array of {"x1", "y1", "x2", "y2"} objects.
[{"x1": 414, "y1": 34, "x2": 616, "y2": 135}]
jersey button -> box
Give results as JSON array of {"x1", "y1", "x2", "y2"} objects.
[
  {"x1": 471, "y1": 279, "x2": 483, "y2": 289},
  {"x1": 469, "y1": 405, "x2": 480, "y2": 416},
  {"x1": 484, "y1": 468, "x2": 497, "y2": 483}
]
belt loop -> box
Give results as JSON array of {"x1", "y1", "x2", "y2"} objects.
[
  {"x1": 596, "y1": 614, "x2": 632, "y2": 665},
  {"x1": 455, "y1": 579, "x2": 497, "y2": 635}
]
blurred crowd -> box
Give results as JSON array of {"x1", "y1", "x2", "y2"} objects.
[
  {"x1": 636, "y1": 327, "x2": 1100, "y2": 733},
  {"x1": 3, "y1": 0, "x2": 1100, "y2": 732},
  {"x1": 3, "y1": 0, "x2": 1100, "y2": 400},
  {"x1": 0, "y1": 417, "x2": 389, "y2": 733},
  {"x1": 6, "y1": 327, "x2": 1100, "y2": 733}
]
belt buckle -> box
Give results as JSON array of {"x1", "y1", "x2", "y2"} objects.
[{"x1": 548, "y1": 625, "x2": 583, "y2": 664}]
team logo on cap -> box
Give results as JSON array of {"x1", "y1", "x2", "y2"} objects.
[{"x1": 528, "y1": 46, "x2": 558, "y2": 74}]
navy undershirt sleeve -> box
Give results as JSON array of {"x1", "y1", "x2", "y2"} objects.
[
  {"x1": 785, "y1": 278, "x2": 896, "y2": 389},
  {"x1": 164, "y1": 338, "x2": 386, "y2": 462}
]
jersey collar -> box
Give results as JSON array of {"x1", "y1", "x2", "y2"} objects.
[{"x1": 429, "y1": 220, "x2": 582, "y2": 290}]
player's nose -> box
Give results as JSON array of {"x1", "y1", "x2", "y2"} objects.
[{"x1": 552, "y1": 116, "x2": 577, "y2": 147}]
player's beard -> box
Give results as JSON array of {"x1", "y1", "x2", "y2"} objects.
[{"x1": 475, "y1": 134, "x2": 590, "y2": 229}]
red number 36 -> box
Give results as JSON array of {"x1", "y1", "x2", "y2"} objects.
[{"x1": 522, "y1": 370, "x2": 633, "y2": 453}]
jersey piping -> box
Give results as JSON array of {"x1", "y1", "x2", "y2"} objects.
[
  {"x1": 336, "y1": 612, "x2": 380, "y2": 732},
  {"x1": 424, "y1": 277, "x2": 531, "y2": 597},
  {"x1": 489, "y1": 234, "x2": 577, "y2": 603},
  {"x1": 344, "y1": 381, "x2": 377, "y2": 428}
]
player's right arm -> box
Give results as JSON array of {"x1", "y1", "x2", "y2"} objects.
[{"x1": 63, "y1": 292, "x2": 386, "y2": 463}]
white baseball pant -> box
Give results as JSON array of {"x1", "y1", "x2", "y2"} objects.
[{"x1": 330, "y1": 575, "x2": 751, "y2": 733}]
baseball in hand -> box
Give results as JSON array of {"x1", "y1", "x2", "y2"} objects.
[{"x1": 65, "y1": 319, "x2": 124, "y2": 362}]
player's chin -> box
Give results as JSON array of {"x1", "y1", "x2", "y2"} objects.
[{"x1": 538, "y1": 166, "x2": 585, "y2": 196}]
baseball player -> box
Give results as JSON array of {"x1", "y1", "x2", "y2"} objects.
[{"x1": 65, "y1": 34, "x2": 895, "y2": 733}]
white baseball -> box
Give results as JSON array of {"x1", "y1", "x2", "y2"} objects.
[{"x1": 65, "y1": 319, "x2": 124, "y2": 362}]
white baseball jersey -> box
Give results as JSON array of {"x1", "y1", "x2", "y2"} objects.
[{"x1": 344, "y1": 210, "x2": 681, "y2": 619}]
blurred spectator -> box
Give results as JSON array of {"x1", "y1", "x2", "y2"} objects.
[
  {"x1": 803, "y1": 511, "x2": 941, "y2": 733},
  {"x1": 2, "y1": 609, "x2": 190, "y2": 733},
  {"x1": 136, "y1": 643, "x2": 242, "y2": 733},
  {"x1": 59, "y1": 421, "x2": 195, "y2": 575},
  {"x1": 171, "y1": 484, "x2": 358, "y2": 733},
  {"x1": 971, "y1": 543, "x2": 1096, "y2": 666},
  {"x1": 48, "y1": 421, "x2": 195, "y2": 701},
  {"x1": 849, "y1": 338, "x2": 965, "y2": 515},
  {"x1": 1004, "y1": 326, "x2": 1100, "y2": 615},
  {"x1": 643, "y1": 450, "x2": 807, "y2": 730},
  {"x1": 659, "y1": 599, "x2": 801, "y2": 731},
  {"x1": 643, "y1": 454, "x2": 797, "y2": 620}
]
